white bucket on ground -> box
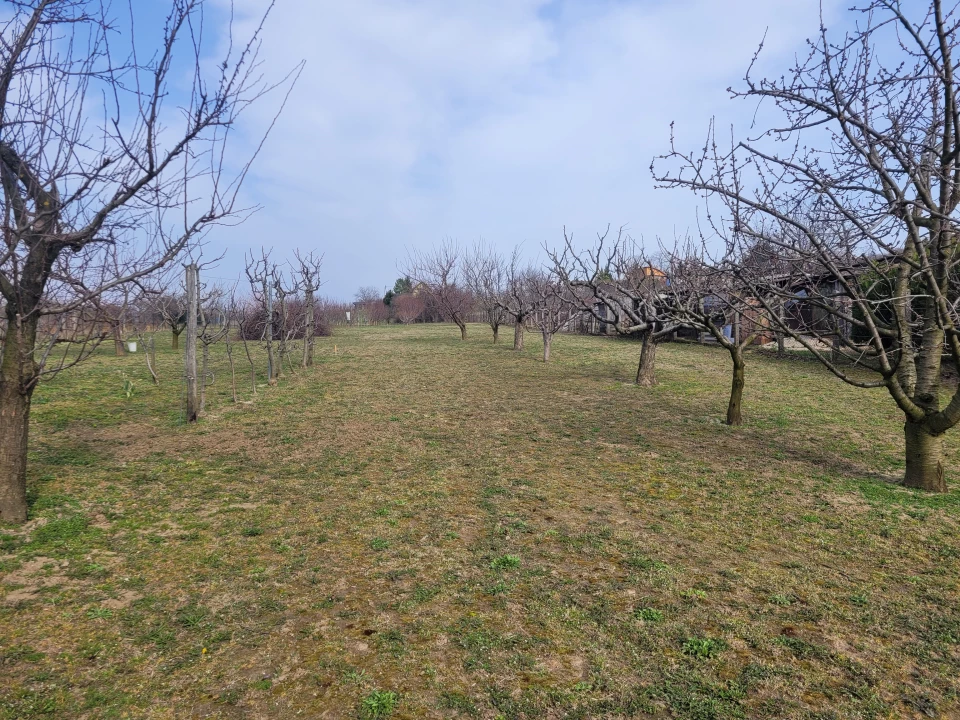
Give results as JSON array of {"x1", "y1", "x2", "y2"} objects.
[{"x1": 126, "y1": 341, "x2": 137, "y2": 352}]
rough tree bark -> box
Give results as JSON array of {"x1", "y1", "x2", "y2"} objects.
[
  {"x1": 0, "y1": 318, "x2": 36, "y2": 522},
  {"x1": 727, "y1": 348, "x2": 745, "y2": 426},
  {"x1": 636, "y1": 331, "x2": 658, "y2": 386},
  {"x1": 542, "y1": 331, "x2": 552, "y2": 362},
  {"x1": 904, "y1": 420, "x2": 946, "y2": 492},
  {"x1": 514, "y1": 321, "x2": 524, "y2": 351}
]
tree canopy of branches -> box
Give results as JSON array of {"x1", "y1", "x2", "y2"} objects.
[
  {"x1": 0, "y1": 0, "x2": 298, "y2": 521},
  {"x1": 464, "y1": 242, "x2": 508, "y2": 342},
  {"x1": 660, "y1": 242, "x2": 768, "y2": 425},
  {"x1": 499, "y1": 247, "x2": 540, "y2": 351},
  {"x1": 404, "y1": 240, "x2": 473, "y2": 340},
  {"x1": 551, "y1": 226, "x2": 680, "y2": 386},
  {"x1": 527, "y1": 269, "x2": 568, "y2": 362},
  {"x1": 654, "y1": 0, "x2": 960, "y2": 490}
]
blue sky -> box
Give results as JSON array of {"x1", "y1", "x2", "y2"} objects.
[{"x1": 142, "y1": 0, "x2": 848, "y2": 298}]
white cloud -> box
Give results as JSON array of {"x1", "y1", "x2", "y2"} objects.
[{"x1": 205, "y1": 0, "x2": 845, "y2": 297}]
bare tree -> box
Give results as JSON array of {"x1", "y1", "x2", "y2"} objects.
[
  {"x1": 653, "y1": 0, "x2": 960, "y2": 491},
  {"x1": 499, "y1": 247, "x2": 539, "y2": 351},
  {"x1": 464, "y1": 242, "x2": 508, "y2": 342},
  {"x1": 354, "y1": 286, "x2": 390, "y2": 325},
  {"x1": 155, "y1": 288, "x2": 189, "y2": 350},
  {"x1": 404, "y1": 241, "x2": 473, "y2": 339},
  {"x1": 294, "y1": 251, "x2": 323, "y2": 367},
  {"x1": 550, "y1": 226, "x2": 681, "y2": 386},
  {"x1": 527, "y1": 270, "x2": 567, "y2": 362},
  {"x1": 246, "y1": 250, "x2": 278, "y2": 384},
  {"x1": 273, "y1": 267, "x2": 302, "y2": 377},
  {"x1": 196, "y1": 280, "x2": 229, "y2": 414},
  {"x1": 0, "y1": 1, "x2": 299, "y2": 520},
  {"x1": 393, "y1": 292, "x2": 425, "y2": 323},
  {"x1": 660, "y1": 243, "x2": 767, "y2": 426}
]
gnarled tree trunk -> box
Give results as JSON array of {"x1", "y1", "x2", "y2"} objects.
[
  {"x1": 636, "y1": 331, "x2": 658, "y2": 386},
  {"x1": 726, "y1": 348, "x2": 745, "y2": 426},
  {"x1": 0, "y1": 316, "x2": 38, "y2": 523},
  {"x1": 542, "y1": 331, "x2": 552, "y2": 362},
  {"x1": 903, "y1": 420, "x2": 946, "y2": 492},
  {"x1": 514, "y1": 321, "x2": 524, "y2": 351},
  {"x1": 172, "y1": 328, "x2": 181, "y2": 350}
]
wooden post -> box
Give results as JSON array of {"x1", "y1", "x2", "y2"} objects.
[{"x1": 185, "y1": 264, "x2": 199, "y2": 422}]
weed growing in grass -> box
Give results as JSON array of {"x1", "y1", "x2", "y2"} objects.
[
  {"x1": 370, "y1": 538, "x2": 389, "y2": 551},
  {"x1": 682, "y1": 636, "x2": 727, "y2": 659},
  {"x1": 490, "y1": 554, "x2": 520, "y2": 570},
  {"x1": 360, "y1": 689, "x2": 398, "y2": 719},
  {"x1": 635, "y1": 607, "x2": 664, "y2": 622}
]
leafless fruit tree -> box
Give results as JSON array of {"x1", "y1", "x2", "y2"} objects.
[
  {"x1": 499, "y1": 247, "x2": 540, "y2": 351},
  {"x1": 246, "y1": 250, "x2": 279, "y2": 384},
  {"x1": 273, "y1": 267, "x2": 302, "y2": 377},
  {"x1": 393, "y1": 292, "x2": 425, "y2": 324},
  {"x1": 155, "y1": 287, "x2": 189, "y2": 350},
  {"x1": 653, "y1": 0, "x2": 960, "y2": 490},
  {"x1": 404, "y1": 240, "x2": 473, "y2": 340},
  {"x1": 465, "y1": 242, "x2": 508, "y2": 342},
  {"x1": 550, "y1": 225, "x2": 681, "y2": 386},
  {"x1": 0, "y1": 0, "x2": 299, "y2": 521},
  {"x1": 294, "y1": 250, "x2": 323, "y2": 367},
  {"x1": 527, "y1": 270, "x2": 568, "y2": 362},
  {"x1": 660, "y1": 243, "x2": 768, "y2": 426},
  {"x1": 196, "y1": 280, "x2": 229, "y2": 413}
]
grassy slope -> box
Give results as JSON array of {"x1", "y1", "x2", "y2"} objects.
[{"x1": 1, "y1": 323, "x2": 958, "y2": 719}]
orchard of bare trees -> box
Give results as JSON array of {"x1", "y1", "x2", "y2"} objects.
[
  {"x1": 3, "y1": 0, "x2": 959, "y2": 533},
  {"x1": 0, "y1": 0, "x2": 302, "y2": 521}
]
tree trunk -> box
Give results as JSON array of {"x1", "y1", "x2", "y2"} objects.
[
  {"x1": 726, "y1": 349, "x2": 745, "y2": 426},
  {"x1": 0, "y1": 381, "x2": 30, "y2": 523},
  {"x1": 492, "y1": 325, "x2": 499, "y2": 343},
  {"x1": 514, "y1": 321, "x2": 524, "y2": 351},
  {"x1": 458, "y1": 322, "x2": 467, "y2": 340},
  {"x1": 113, "y1": 322, "x2": 125, "y2": 356},
  {"x1": 0, "y1": 317, "x2": 36, "y2": 523},
  {"x1": 543, "y1": 331, "x2": 552, "y2": 362},
  {"x1": 775, "y1": 300, "x2": 785, "y2": 354},
  {"x1": 172, "y1": 329, "x2": 180, "y2": 350},
  {"x1": 636, "y1": 332, "x2": 658, "y2": 386},
  {"x1": 903, "y1": 420, "x2": 946, "y2": 491}
]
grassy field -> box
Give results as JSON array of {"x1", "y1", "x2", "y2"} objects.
[{"x1": 1, "y1": 323, "x2": 959, "y2": 719}]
